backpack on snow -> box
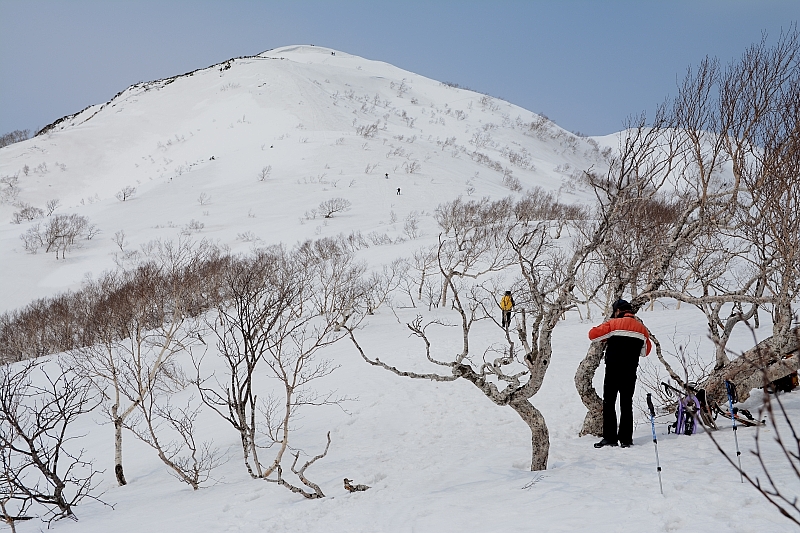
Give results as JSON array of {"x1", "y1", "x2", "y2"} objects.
[{"x1": 661, "y1": 382, "x2": 716, "y2": 434}]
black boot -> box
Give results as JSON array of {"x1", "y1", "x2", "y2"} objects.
[{"x1": 594, "y1": 438, "x2": 618, "y2": 448}]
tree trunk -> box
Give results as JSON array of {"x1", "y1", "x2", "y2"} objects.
[
  {"x1": 240, "y1": 430, "x2": 256, "y2": 478},
  {"x1": 250, "y1": 430, "x2": 264, "y2": 478},
  {"x1": 772, "y1": 298, "x2": 795, "y2": 354},
  {"x1": 440, "y1": 272, "x2": 452, "y2": 308},
  {"x1": 712, "y1": 334, "x2": 731, "y2": 370},
  {"x1": 701, "y1": 328, "x2": 800, "y2": 404},
  {"x1": 575, "y1": 343, "x2": 604, "y2": 437},
  {"x1": 113, "y1": 416, "x2": 127, "y2": 486},
  {"x1": 509, "y1": 399, "x2": 549, "y2": 471}
]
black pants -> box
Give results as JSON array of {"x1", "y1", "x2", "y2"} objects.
[
  {"x1": 602, "y1": 353, "x2": 639, "y2": 444},
  {"x1": 501, "y1": 310, "x2": 512, "y2": 328}
]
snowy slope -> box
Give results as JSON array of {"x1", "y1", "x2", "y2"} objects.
[
  {"x1": 0, "y1": 45, "x2": 603, "y2": 312},
  {"x1": 0, "y1": 46, "x2": 795, "y2": 532}
]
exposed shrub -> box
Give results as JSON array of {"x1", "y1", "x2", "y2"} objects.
[
  {"x1": 318, "y1": 198, "x2": 352, "y2": 218},
  {"x1": 20, "y1": 213, "x2": 96, "y2": 259},
  {"x1": 116, "y1": 186, "x2": 137, "y2": 202},
  {"x1": 0, "y1": 129, "x2": 30, "y2": 148},
  {"x1": 11, "y1": 202, "x2": 44, "y2": 224}
]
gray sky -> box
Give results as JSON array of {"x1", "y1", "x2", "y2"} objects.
[{"x1": 1, "y1": 1, "x2": 798, "y2": 136}]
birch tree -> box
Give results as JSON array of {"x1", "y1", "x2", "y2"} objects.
[
  {"x1": 434, "y1": 197, "x2": 514, "y2": 308},
  {"x1": 68, "y1": 239, "x2": 213, "y2": 486},
  {"x1": 196, "y1": 247, "x2": 298, "y2": 479},
  {"x1": 347, "y1": 191, "x2": 604, "y2": 470},
  {"x1": 197, "y1": 239, "x2": 368, "y2": 494}
]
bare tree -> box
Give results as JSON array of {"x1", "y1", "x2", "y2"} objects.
[
  {"x1": 0, "y1": 130, "x2": 30, "y2": 148},
  {"x1": 11, "y1": 203, "x2": 44, "y2": 224},
  {"x1": 398, "y1": 246, "x2": 439, "y2": 309},
  {"x1": 318, "y1": 198, "x2": 352, "y2": 218},
  {"x1": 501, "y1": 189, "x2": 605, "y2": 467},
  {"x1": 403, "y1": 160, "x2": 421, "y2": 174},
  {"x1": 270, "y1": 434, "x2": 332, "y2": 499},
  {"x1": 112, "y1": 230, "x2": 127, "y2": 252},
  {"x1": 126, "y1": 391, "x2": 221, "y2": 490},
  {"x1": 434, "y1": 196, "x2": 514, "y2": 308},
  {"x1": 0, "y1": 288, "x2": 99, "y2": 364},
  {"x1": 20, "y1": 213, "x2": 95, "y2": 259},
  {"x1": 573, "y1": 61, "x2": 752, "y2": 434},
  {"x1": 0, "y1": 235, "x2": 226, "y2": 366},
  {"x1": 361, "y1": 259, "x2": 405, "y2": 316},
  {"x1": 1, "y1": 442, "x2": 31, "y2": 532},
  {"x1": 45, "y1": 199, "x2": 60, "y2": 216},
  {"x1": 0, "y1": 359, "x2": 102, "y2": 522},
  {"x1": 196, "y1": 247, "x2": 299, "y2": 479},
  {"x1": 69, "y1": 239, "x2": 213, "y2": 486},
  {"x1": 403, "y1": 211, "x2": 422, "y2": 240},
  {"x1": 356, "y1": 122, "x2": 379, "y2": 138},
  {"x1": 0, "y1": 174, "x2": 20, "y2": 204},
  {"x1": 259, "y1": 282, "x2": 348, "y2": 496},
  {"x1": 115, "y1": 186, "x2": 136, "y2": 202},
  {"x1": 261, "y1": 238, "x2": 368, "y2": 497},
  {"x1": 197, "y1": 240, "x2": 367, "y2": 495},
  {"x1": 347, "y1": 191, "x2": 602, "y2": 471},
  {"x1": 674, "y1": 28, "x2": 800, "y2": 404},
  {"x1": 723, "y1": 29, "x2": 800, "y2": 358}
]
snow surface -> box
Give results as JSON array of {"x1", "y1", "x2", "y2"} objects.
[{"x1": 0, "y1": 45, "x2": 796, "y2": 532}]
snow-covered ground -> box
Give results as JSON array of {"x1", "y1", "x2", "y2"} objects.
[{"x1": 1, "y1": 45, "x2": 796, "y2": 532}]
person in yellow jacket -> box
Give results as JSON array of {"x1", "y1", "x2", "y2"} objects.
[{"x1": 500, "y1": 290, "x2": 514, "y2": 329}]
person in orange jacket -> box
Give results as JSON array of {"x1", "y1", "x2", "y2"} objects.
[{"x1": 588, "y1": 299, "x2": 651, "y2": 448}]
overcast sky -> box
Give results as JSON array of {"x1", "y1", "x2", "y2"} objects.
[{"x1": 1, "y1": 1, "x2": 798, "y2": 136}]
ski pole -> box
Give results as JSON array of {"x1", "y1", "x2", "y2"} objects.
[
  {"x1": 646, "y1": 393, "x2": 664, "y2": 495},
  {"x1": 724, "y1": 380, "x2": 744, "y2": 483}
]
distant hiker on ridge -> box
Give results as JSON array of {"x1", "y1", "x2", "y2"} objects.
[
  {"x1": 589, "y1": 299, "x2": 651, "y2": 449},
  {"x1": 500, "y1": 290, "x2": 514, "y2": 329}
]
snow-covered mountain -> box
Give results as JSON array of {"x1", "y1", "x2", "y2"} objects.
[
  {"x1": 0, "y1": 45, "x2": 606, "y2": 312},
  {"x1": 0, "y1": 46, "x2": 792, "y2": 532}
]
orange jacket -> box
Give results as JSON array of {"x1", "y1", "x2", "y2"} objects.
[{"x1": 588, "y1": 313, "x2": 652, "y2": 357}]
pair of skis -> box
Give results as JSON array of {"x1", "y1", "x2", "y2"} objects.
[
  {"x1": 712, "y1": 380, "x2": 763, "y2": 428},
  {"x1": 712, "y1": 403, "x2": 763, "y2": 427}
]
